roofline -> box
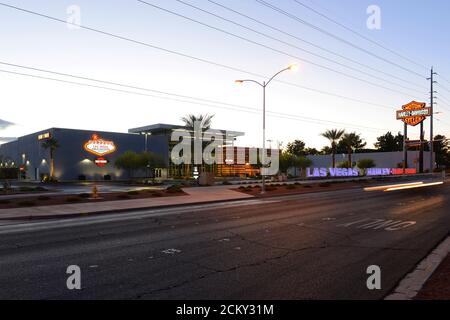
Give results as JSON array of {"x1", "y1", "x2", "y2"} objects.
[{"x1": 128, "y1": 123, "x2": 244, "y2": 137}]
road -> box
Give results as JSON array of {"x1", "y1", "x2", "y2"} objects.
[{"x1": 0, "y1": 183, "x2": 449, "y2": 299}]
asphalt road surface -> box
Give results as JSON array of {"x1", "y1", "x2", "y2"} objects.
[{"x1": 0, "y1": 183, "x2": 449, "y2": 299}]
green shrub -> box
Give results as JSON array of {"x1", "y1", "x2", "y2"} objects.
[
  {"x1": 357, "y1": 159, "x2": 376, "y2": 171},
  {"x1": 222, "y1": 180, "x2": 232, "y2": 185},
  {"x1": 37, "y1": 196, "x2": 51, "y2": 201},
  {"x1": 152, "y1": 192, "x2": 164, "y2": 197},
  {"x1": 337, "y1": 161, "x2": 351, "y2": 169},
  {"x1": 127, "y1": 190, "x2": 140, "y2": 196},
  {"x1": 42, "y1": 176, "x2": 58, "y2": 183},
  {"x1": 166, "y1": 185, "x2": 183, "y2": 193},
  {"x1": 35, "y1": 186, "x2": 48, "y2": 192}
]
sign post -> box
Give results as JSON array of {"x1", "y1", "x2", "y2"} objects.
[
  {"x1": 403, "y1": 123, "x2": 408, "y2": 173},
  {"x1": 419, "y1": 121, "x2": 424, "y2": 173}
]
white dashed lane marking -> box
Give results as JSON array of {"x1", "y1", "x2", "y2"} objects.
[
  {"x1": 162, "y1": 248, "x2": 182, "y2": 255},
  {"x1": 337, "y1": 218, "x2": 416, "y2": 231}
]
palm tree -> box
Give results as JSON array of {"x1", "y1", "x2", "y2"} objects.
[
  {"x1": 180, "y1": 114, "x2": 214, "y2": 132},
  {"x1": 180, "y1": 114, "x2": 215, "y2": 177},
  {"x1": 41, "y1": 138, "x2": 59, "y2": 179},
  {"x1": 340, "y1": 133, "x2": 366, "y2": 168},
  {"x1": 321, "y1": 129, "x2": 345, "y2": 168}
]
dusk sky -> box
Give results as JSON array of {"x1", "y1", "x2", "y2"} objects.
[{"x1": 1, "y1": 0, "x2": 450, "y2": 149}]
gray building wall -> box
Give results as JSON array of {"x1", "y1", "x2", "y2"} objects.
[
  {"x1": 0, "y1": 128, "x2": 169, "y2": 181},
  {"x1": 307, "y1": 151, "x2": 435, "y2": 170}
]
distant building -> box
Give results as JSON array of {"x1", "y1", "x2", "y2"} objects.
[
  {"x1": 0, "y1": 124, "x2": 267, "y2": 181},
  {"x1": 307, "y1": 151, "x2": 435, "y2": 172}
]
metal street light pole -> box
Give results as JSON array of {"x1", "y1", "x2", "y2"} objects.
[{"x1": 236, "y1": 64, "x2": 298, "y2": 194}]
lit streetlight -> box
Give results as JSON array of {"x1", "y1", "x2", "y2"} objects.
[{"x1": 235, "y1": 64, "x2": 298, "y2": 193}]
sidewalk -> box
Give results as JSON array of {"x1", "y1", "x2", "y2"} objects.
[
  {"x1": 415, "y1": 253, "x2": 450, "y2": 300},
  {"x1": 0, "y1": 187, "x2": 254, "y2": 220},
  {"x1": 386, "y1": 235, "x2": 450, "y2": 300}
]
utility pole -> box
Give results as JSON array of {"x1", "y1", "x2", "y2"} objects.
[
  {"x1": 262, "y1": 81, "x2": 266, "y2": 194},
  {"x1": 427, "y1": 67, "x2": 438, "y2": 173}
]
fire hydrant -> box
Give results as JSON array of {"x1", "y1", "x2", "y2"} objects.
[{"x1": 92, "y1": 185, "x2": 99, "y2": 199}]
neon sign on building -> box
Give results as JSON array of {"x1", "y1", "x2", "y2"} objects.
[
  {"x1": 83, "y1": 134, "x2": 116, "y2": 157},
  {"x1": 306, "y1": 167, "x2": 359, "y2": 178},
  {"x1": 306, "y1": 167, "x2": 417, "y2": 178}
]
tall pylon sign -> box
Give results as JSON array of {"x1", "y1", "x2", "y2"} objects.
[{"x1": 396, "y1": 101, "x2": 431, "y2": 173}]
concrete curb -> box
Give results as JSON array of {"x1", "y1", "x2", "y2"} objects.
[
  {"x1": 385, "y1": 235, "x2": 450, "y2": 300},
  {"x1": 0, "y1": 196, "x2": 256, "y2": 221}
]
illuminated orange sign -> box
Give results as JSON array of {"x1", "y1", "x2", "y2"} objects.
[
  {"x1": 83, "y1": 134, "x2": 116, "y2": 157},
  {"x1": 391, "y1": 168, "x2": 417, "y2": 175},
  {"x1": 396, "y1": 101, "x2": 431, "y2": 126}
]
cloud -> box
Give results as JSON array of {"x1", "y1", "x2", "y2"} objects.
[{"x1": 0, "y1": 119, "x2": 15, "y2": 130}]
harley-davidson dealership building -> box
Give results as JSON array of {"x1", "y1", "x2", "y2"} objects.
[{"x1": 0, "y1": 124, "x2": 262, "y2": 181}]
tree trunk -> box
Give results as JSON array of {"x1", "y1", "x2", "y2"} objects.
[
  {"x1": 50, "y1": 150, "x2": 55, "y2": 178},
  {"x1": 348, "y1": 148, "x2": 352, "y2": 168}
]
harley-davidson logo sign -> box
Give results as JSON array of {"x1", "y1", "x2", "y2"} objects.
[
  {"x1": 396, "y1": 101, "x2": 431, "y2": 126},
  {"x1": 94, "y1": 157, "x2": 109, "y2": 167},
  {"x1": 83, "y1": 134, "x2": 116, "y2": 157}
]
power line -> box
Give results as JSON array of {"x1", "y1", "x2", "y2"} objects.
[
  {"x1": 438, "y1": 74, "x2": 450, "y2": 85},
  {"x1": 255, "y1": 0, "x2": 426, "y2": 79},
  {"x1": 185, "y1": 0, "x2": 426, "y2": 91},
  {"x1": 0, "y1": 61, "x2": 257, "y2": 110},
  {"x1": 0, "y1": 4, "x2": 446, "y2": 136},
  {"x1": 0, "y1": 62, "x2": 394, "y2": 113},
  {"x1": 207, "y1": 0, "x2": 426, "y2": 91},
  {"x1": 435, "y1": 117, "x2": 450, "y2": 130},
  {"x1": 436, "y1": 97, "x2": 450, "y2": 112},
  {"x1": 437, "y1": 91, "x2": 450, "y2": 104},
  {"x1": 137, "y1": 0, "x2": 420, "y2": 97},
  {"x1": 0, "y1": 2, "x2": 396, "y2": 111},
  {"x1": 291, "y1": 0, "x2": 429, "y2": 70},
  {"x1": 0, "y1": 67, "x2": 391, "y2": 132},
  {"x1": 437, "y1": 82, "x2": 450, "y2": 94}
]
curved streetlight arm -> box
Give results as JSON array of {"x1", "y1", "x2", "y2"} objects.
[
  {"x1": 265, "y1": 67, "x2": 291, "y2": 87},
  {"x1": 236, "y1": 65, "x2": 295, "y2": 87},
  {"x1": 236, "y1": 79, "x2": 264, "y2": 87}
]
